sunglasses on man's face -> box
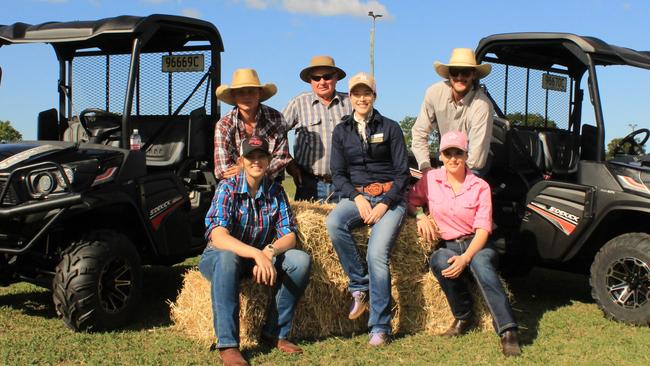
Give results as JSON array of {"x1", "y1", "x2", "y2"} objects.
[
  {"x1": 310, "y1": 73, "x2": 335, "y2": 82},
  {"x1": 448, "y1": 67, "x2": 474, "y2": 77}
]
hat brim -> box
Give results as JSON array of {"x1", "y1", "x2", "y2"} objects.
[
  {"x1": 433, "y1": 61, "x2": 492, "y2": 79},
  {"x1": 216, "y1": 83, "x2": 278, "y2": 105},
  {"x1": 299, "y1": 66, "x2": 346, "y2": 83},
  {"x1": 440, "y1": 144, "x2": 468, "y2": 152}
]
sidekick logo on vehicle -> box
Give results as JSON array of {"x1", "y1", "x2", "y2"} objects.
[
  {"x1": 149, "y1": 196, "x2": 185, "y2": 230},
  {"x1": 527, "y1": 201, "x2": 580, "y2": 235}
]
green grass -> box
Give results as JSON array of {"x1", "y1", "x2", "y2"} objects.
[{"x1": 1, "y1": 261, "x2": 649, "y2": 365}]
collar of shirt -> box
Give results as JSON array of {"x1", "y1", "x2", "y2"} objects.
[
  {"x1": 232, "y1": 105, "x2": 268, "y2": 134},
  {"x1": 432, "y1": 166, "x2": 481, "y2": 194},
  {"x1": 234, "y1": 170, "x2": 268, "y2": 199},
  {"x1": 343, "y1": 109, "x2": 381, "y2": 128},
  {"x1": 310, "y1": 91, "x2": 343, "y2": 107},
  {"x1": 444, "y1": 81, "x2": 477, "y2": 107}
]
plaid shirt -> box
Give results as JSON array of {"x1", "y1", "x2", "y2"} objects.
[
  {"x1": 282, "y1": 91, "x2": 351, "y2": 176},
  {"x1": 205, "y1": 171, "x2": 296, "y2": 249},
  {"x1": 214, "y1": 104, "x2": 291, "y2": 180}
]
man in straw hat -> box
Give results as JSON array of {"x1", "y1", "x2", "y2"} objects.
[
  {"x1": 214, "y1": 68, "x2": 291, "y2": 181},
  {"x1": 282, "y1": 55, "x2": 351, "y2": 202},
  {"x1": 411, "y1": 48, "x2": 494, "y2": 176},
  {"x1": 200, "y1": 136, "x2": 311, "y2": 366}
]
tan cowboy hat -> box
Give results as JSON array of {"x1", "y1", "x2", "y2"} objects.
[
  {"x1": 434, "y1": 48, "x2": 492, "y2": 79},
  {"x1": 216, "y1": 68, "x2": 277, "y2": 105},
  {"x1": 299, "y1": 55, "x2": 346, "y2": 83}
]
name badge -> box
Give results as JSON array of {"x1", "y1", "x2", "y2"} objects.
[{"x1": 369, "y1": 133, "x2": 384, "y2": 143}]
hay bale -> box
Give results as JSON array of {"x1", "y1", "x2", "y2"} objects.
[{"x1": 170, "y1": 200, "x2": 504, "y2": 346}]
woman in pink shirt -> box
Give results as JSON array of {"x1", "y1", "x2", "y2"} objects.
[{"x1": 408, "y1": 131, "x2": 521, "y2": 357}]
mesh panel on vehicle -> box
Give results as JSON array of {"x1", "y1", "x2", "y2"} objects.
[
  {"x1": 72, "y1": 50, "x2": 212, "y2": 116},
  {"x1": 482, "y1": 62, "x2": 572, "y2": 130}
]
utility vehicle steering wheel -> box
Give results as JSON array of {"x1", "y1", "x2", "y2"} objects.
[
  {"x1": 78, "y1": 108, "x2": 123, "y2": 144},
  {"x1": 613, "y1": 128, "x2": 649, "y2": 156}
]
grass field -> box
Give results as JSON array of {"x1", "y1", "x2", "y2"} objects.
[{"x1": 2, "y1": 257, "x2": 649, "y2": 365}]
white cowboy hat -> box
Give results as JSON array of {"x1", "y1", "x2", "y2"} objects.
[
  {"x1": 434, "y1": 48, "x2": 492, "y2": 79},
  {"x1": 216, "y1": 68, "x2": 277, "y2": 105}
]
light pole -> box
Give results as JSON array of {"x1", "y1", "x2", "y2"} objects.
[
  {"x1": 368, "y1": 11, "x2": 383, "y2": 77},
  {"x1": 629, "y1": 123, "x2": 638, "y2": 133}
]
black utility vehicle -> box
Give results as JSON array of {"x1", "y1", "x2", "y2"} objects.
[
  {"x1": 0, "y1": 15, "x2": 223, "y2": 331},
  {"x1": 475, "y1": 33, "x2": 649, "y2": 325}
]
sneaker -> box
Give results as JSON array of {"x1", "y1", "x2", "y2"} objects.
[
  {"x1": 348, "y1": 290, "x2": 368, "y2": 320},
  {"x1": 368, "y1": 332, "x2": 390, "y2": 346}
]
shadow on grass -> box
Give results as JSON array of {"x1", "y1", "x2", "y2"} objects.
[
  {"x1": 0, "y1": 263, "x2": 196, "y2": 331},
  {"x1": 506, "y1": 267, "x2": 592, "y2": 346}
]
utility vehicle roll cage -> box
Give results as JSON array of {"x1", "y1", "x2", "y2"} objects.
[
  {"x1": 476, "y1": 32, "x2": 650, "y2": 162},
  {"x1": 0, "y1": 14, "x2": 224, "y2": 148}
]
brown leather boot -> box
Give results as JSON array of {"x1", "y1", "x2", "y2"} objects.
[
  {"x1": 500, "y1": 329, "x2": 522, "y2": 357},
  {"x1": 441, "y1": 318, "x2": 474, "y2": 337},
  {"x1": 218, "y1": 347, "x2": 249, "y2": 366},
  {"x1": 261, "y1": 334, "x2": 304, "y2": 354}
]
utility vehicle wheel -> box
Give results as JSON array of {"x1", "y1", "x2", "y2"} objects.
[
  {"x1": 590, "y1": 233, "x2": 650, "y2": 325},
  {"x1": 52, "y1": 230, "x2": 143, "y2": 331}
]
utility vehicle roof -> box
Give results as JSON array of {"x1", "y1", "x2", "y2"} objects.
[
  {"x1": 477, "y1": 32, "x2": 650, "y2": 72},
  {"x1": 0, "y1": 14, "x2": 224, "y2": 59}
]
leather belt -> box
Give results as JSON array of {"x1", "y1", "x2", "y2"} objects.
[
  {"x1": 355, "y1": 182, "x2": 393, "y2": 197},
  {"x1": 450, "y1": 234, "x2": 475, "y2": 242},
  {"x1": 314, "y1": 174, "x2": 332, "y2": 183}
]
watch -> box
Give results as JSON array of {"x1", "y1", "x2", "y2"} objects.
[{"x1": 265, "y1": 244, "x2": 277, "y2": 257}]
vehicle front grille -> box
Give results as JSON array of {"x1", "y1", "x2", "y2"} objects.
[{"x1": 0, "y1": 177, "x2": 19, "y2": 206}]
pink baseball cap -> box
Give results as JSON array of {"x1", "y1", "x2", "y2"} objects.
[{"x1": 439, "y1": 131, "x2": 468, "y2": 152}]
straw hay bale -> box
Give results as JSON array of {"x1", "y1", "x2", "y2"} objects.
[{"x1": 170, "y1": 200, "x2": 506, "y2": 346}]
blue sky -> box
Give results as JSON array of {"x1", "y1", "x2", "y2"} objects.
[{"x1": 1, "y1": 0, "x2": 649, "y2": 144}]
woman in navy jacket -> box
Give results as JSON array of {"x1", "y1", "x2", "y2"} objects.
[{"x1": 326, "y1": 72, "x2": 410, "y2": 346}]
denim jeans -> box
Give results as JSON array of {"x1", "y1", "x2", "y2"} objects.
[
  {"x1": 326, "y1": 195, "x2": 406, "y2": 334},
  {"x1": 294, "y1": 171, "x2": 341, "y2": 203},
  {"x1": 198, "y1": 246, "x2": 311, "y2": 348},
  {"x1": 429, "y1": 238, "x2": 517, "y2": 335}
]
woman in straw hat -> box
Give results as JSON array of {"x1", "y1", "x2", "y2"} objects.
[
  {"x1": 326, "y1": 72, "x2": 410, "y2": 346},
  {"x1": 411, "y1": 48, "x2": 495, "y2": 177},
  {"x1": 214, "y1": 68, "x2": 291, "y2": 180},
  {"x1": 408, "y1": 131, "x2": 521, "y2": 357}
]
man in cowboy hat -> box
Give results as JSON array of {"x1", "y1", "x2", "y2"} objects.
[
  {"x1": 282, "y1": 55, "x2": 352, "y2": 202},
  {"x1": 214, "y1": 68, "x2": 291, "y2": 180},
  {"x1": 411, "y1": 48, "x2": 494, "y2": 176},
  {"x1": 201, "y1": 136, "x2": 312, "y2": 366}
]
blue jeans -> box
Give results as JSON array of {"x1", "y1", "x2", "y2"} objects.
[
  {"x1": 294, "y1": 172, "x2": 341, "y2": 203},
  {"x1": 198, "y1": 247, "x2": 312, "y2": 348},
  {"x1": 429, "y1": 239, "x2": 517, "y2": 335},
  {"x1": 326, "y1": 195, "x2": 406, "y2": 334}
]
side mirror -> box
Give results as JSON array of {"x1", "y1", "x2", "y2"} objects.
[{"x1": 0, "y1": 67, "x2": 3, "y2": 86}]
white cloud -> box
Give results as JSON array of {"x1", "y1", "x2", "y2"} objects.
[
  {"x1": 181, "y1": 8, "x2": 202, "y2": 18},
  {"x1": 241, "y1": 0, "x2": 391, "y2": 18},
  {"x1": 622, "y1": 2, "x2": 632, "y2": 11}
]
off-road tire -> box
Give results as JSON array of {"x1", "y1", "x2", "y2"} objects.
[
  {"x1": 590, "y1": 233, "x2": 650, "y2": 325},
  {"x1": 52, "y1": 230, "x2": 143, "y2": 332}
]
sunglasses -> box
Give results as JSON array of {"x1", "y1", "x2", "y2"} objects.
[
  {"x1": 310, "y1": 73, "x2": 335, "y2": 82},
  {"x1": 448, "y1": 67, "x2": 474, "y2": 77},
  {"x1": 442, "y1": 148, "x2": 466, "y2": 158}
]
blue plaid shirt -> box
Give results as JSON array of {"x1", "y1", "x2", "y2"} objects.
[{"x1": 205, "y1": 171, "x2": 296, "y2": 249}]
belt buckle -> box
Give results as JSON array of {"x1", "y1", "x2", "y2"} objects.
[{"x1": 365, "y1": 183, "x2": 383, "y2": 197}]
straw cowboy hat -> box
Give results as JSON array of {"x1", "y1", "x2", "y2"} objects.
[
  {"x1": 216, "y1": 68, "x2": 277, "y2": 105},
  {"x1": 434, "y1": 48, "x2": 492, "y2": 79},
  {"x1": 299, "y1": 55, "x2": 346, "y2": 83}
]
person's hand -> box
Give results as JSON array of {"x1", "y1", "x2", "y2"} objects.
[
  {"x1": 286, "y1": 160, "x2": 302, "y2": 186},
  {"x1": 365, "y1": 202, "x2": 389, "y2": 225},
  {"x1": 416, "y1": 215, "x2": 438, "y2": 243},
  {"x1": 223, "y1": 165, "x2": 241, "y2": 179},
  {"x1": 252, "y1": 250, "x2": 276, "y2": 286},
  {"x1": 354, "y1": 195, "x2": 372, "y2": 222},
  {"x1": 441, "y1": 255, "x2": 469, "y2": 279}
]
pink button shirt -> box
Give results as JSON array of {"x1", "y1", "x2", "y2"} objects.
[{"x1": 409, "y1": 167, "x2": 492, "y2": 240}]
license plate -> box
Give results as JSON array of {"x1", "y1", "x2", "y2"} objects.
[
  {"x1": 162, "y1": 54, "x2": 204, "y2": 73},
  {"x1": 542, "y1": 74, "x2": 567, "y2": 92}
]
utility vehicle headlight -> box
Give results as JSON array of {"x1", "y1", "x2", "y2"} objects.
[{"x1": 26, "y1": 165, "x2": 75, "y2": 198}]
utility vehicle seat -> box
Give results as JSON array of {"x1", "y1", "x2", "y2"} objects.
[{"x1": 539, "y1": 130, "x2": 579, "y2": 175}]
